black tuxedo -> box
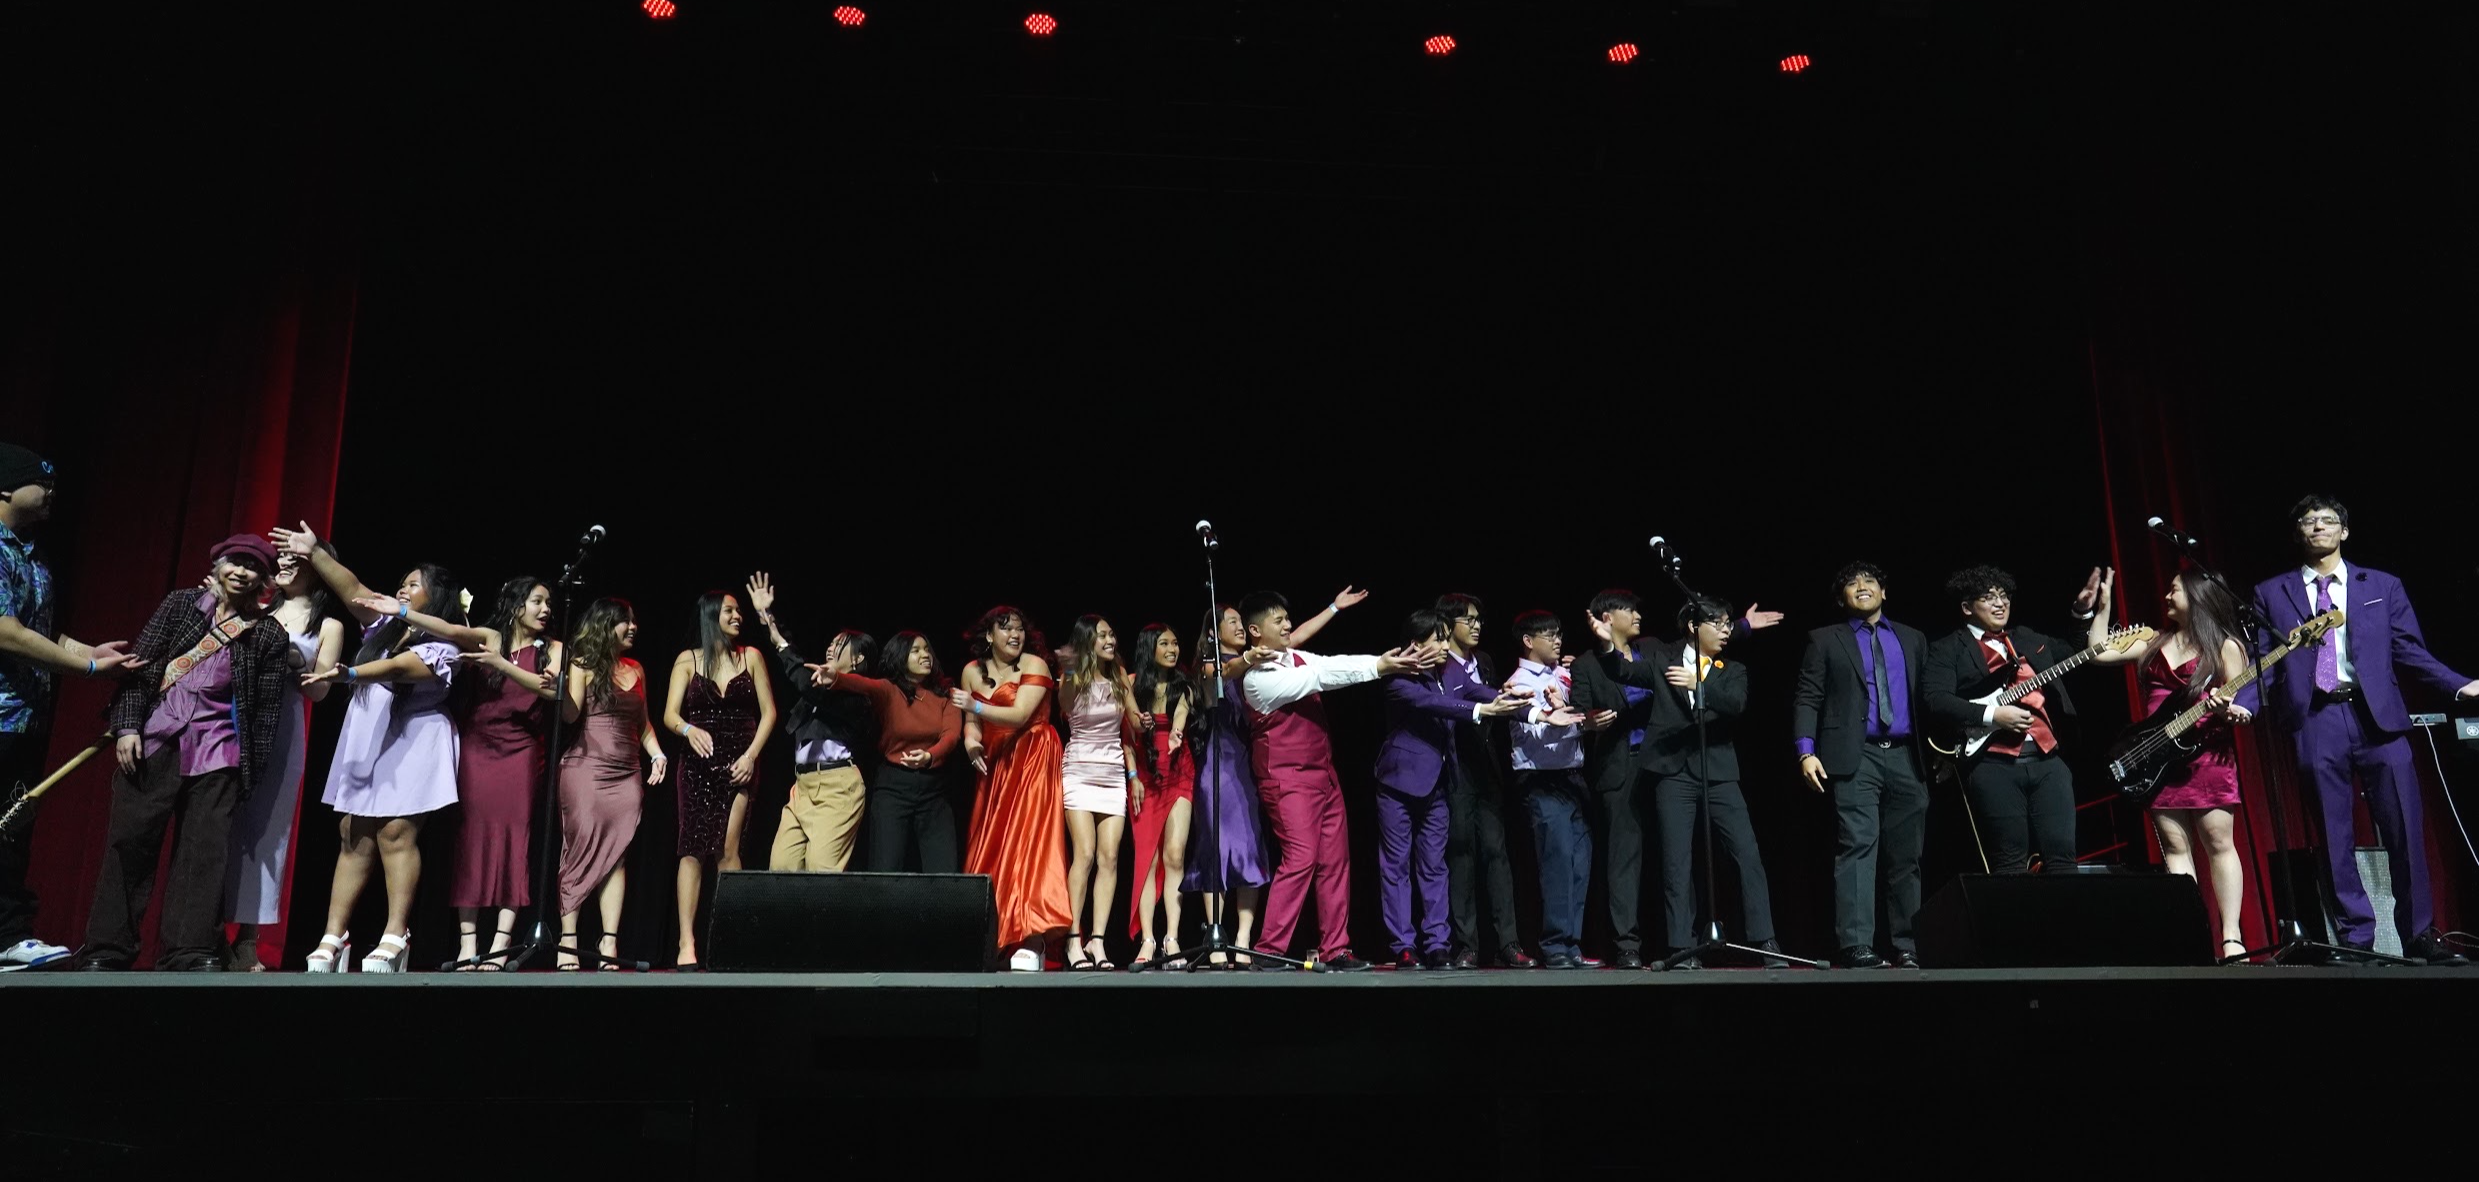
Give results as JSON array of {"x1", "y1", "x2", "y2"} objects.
[
  {"x1": 1922, "y1": 622, "x2": 2086, "y2": 874},
  {"x1": 1568, "y1": 642, "x2": 1661, "y2": 955},
  {"x1": 1792, "y1": 617, "x2": 1931, "y2": 954},
  {"x1": 1600, "y1": 641, "x2": 1775, "y2": 952},
  {"x1": 1440, "y1": 649, "x2": 1520, "y2": 960}
]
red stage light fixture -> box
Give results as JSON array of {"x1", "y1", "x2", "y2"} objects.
[
  {"x1": 1424, "y1": 35, "x2": 1456, "y2": 57},
  {"x1": 1025, "y1": 12, "x2": 1057, "y2": 36},
  {"x1": 1608, "y1": 43, "x2": 1639, "y2": 64},
  {"x1": 832, "y1": 6, "x2": 865, "y2": 27},
  {"x1": 641, "y1": 0, "x2": 677, "y2": 19},
  {"x1": 1780, "y1": 54, "x2": 1812, "y2": 74}
]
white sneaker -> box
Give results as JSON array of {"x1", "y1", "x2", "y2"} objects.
[
  {"x1": 0, "y1": 938, "x2": 71, "y2": 972},
  {"x1": 1008, "y1": 947, "x2": 1043, "y2": 973}
]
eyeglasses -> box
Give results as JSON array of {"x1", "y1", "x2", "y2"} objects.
[
  {"x1": 2297, "y1": 515, "x2": 2343, "y2": 528},
  {"x1": 1975, "y1": 594, "x2": 2012, "y2": 606}
]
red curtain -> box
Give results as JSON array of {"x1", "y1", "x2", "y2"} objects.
[{"x1": 9, "y1": 214, "x2": 356, "y2": 968}]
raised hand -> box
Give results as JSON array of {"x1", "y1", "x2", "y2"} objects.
[
  {"x1": 1588, "y1": 616, "x2": 1613, "y2": 645},
  {"x1": 1743, "y1": 602, "x2": 1784, "y2": 630},
  {"x1": 353, "y1": 593, "x2": 404, "y2": 619},
  {"x1": 804, "y1": 663, "x2": 838, "y2": 688},
  {"x1": 268, "y1": 521, "x2": 319, "y2": 557},
  {"x1": 2073, "y1": 566, "x2": 2110, "y2": 616},
  {"x1": 745, "y1": 571, "x2": 776, "y2": 616},
  {"x1": 2095, "y1": 567, "x2": 2116, "y2": 611},
  {"x1": 1332, "y1": 586, "x2": 1369, "y2": 611}
]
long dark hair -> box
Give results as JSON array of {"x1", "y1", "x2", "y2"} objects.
[
  {"x1": 1130, "y1": 623, "x2": 1198, "y2": 779},
  {"x1": 2174, "y1": 568, "x2": 2243, "y2": 702},
  {"x1": 569, "y1": 597, "x2": 637, "y2": 710},
  {"x1": 828, "y1": 629, "x2": 878, "y2": 678},
  {"x1": 966, "y1": 605, "x2": 1030, "y2": 678},
  {"x1": 477, "y1": 575, "x2": 552, "y2": 692},
  {"x1": 1057, "y1": 614, "x2": 1130, "y2": 721},
  {"x1": 880, "y1": 631, "x2": 945, "y2": 702},
  {"x1": 356, "y1": 562, "x2": 466, "y2": 664},
  {"x1": 692, "y1": 590, "x2": 743, "y2": 683}
]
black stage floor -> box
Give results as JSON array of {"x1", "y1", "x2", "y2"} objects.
[{"x1": 6, "y1": 965, "x2": 2473, "y2": 1175}]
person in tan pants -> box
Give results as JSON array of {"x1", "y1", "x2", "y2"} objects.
[{"x1": 747, "y1": 573, "x2": 876, "y2": 871}]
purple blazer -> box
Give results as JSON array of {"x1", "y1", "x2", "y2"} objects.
[
  {"x1": 1373, "y1": 673, "x2": 1492, "y2": 798},
  {"x1": 2245, "y1": 564, "x2": 2469, "y2": 734}
]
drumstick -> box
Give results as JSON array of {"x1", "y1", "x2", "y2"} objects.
[{"x1": 0, "y1": 738, "x2": 110, "y2": 840}]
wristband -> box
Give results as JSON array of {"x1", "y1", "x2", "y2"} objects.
[
  {"x1": 396, "y1": 602, "x2": 411, "y2": 621},
  {"x1": 87, "y1": 659, "x2": 97, "y2": 677},
  {"x1": 971, "y1": 700, "x2": 985, "y2": 716},
  {"x1": 1123, "y1": 768, "x2": 1137, "y2": 781},
  {"x1": 1328, "y1": 602, "x2": 1340, "y2": 614},
  {"x1": 343, "y1": 666, "x2": 358, "y2": 683}
]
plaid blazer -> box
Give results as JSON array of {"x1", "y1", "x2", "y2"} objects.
[{"x1": 107, "y1": 589, "x2": 291, "y2": 794}]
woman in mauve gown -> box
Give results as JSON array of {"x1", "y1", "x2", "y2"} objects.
[{"x1": 556, "y1": 598, "x2": 668, "y2": 970}]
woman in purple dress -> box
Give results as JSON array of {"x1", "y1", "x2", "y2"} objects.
[
  {"x1": 1178, "y1": 589, "x2": 1361, "y2": 966},
  {"x1": 558, "y1": 598, "x2": 667, "y2": 970},
  {"x1": 277, "y1": 524, "x2": 469, "y2": 974},
  {"x1": 2089, "y1": 567, "x2": 2255, "y2": 957},
  {"x1": 661, "y1": 590, "x2": 777, "y2": 972}
]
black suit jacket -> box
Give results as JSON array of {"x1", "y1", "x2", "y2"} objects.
[
  {"x1": 1791, "y1": 617, "x2": 1930, "y2": 778},
  {"x1": 771, "y1": 635, "x2": 877, "y2": 767},
  {"x1": 1569, "y1": 642, "x2": 1659, "y2": 793},
  {"x1": 1597, "y1": 639, "x2": 1748, "y2": 782},
  {"x1": 1922, "y1": 623, "x2": 2082, "y2": 754}
]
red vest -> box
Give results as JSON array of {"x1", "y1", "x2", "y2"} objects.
[
  {"x1": 1243, "y1": 653, "x2": 1341, "y2": 790},
  {"x1": 1981, "y1": 634, "x2": 2057, "y2": 757}
]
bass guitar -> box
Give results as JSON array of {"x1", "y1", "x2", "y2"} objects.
[{"x1": 2108, "y1": 608, "x2": 2343, "y2": 805}]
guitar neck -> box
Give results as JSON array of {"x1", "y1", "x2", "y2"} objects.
[
  {"x1": 2161, "y1": 640, "x2": 2294, "y2": 738},
  {"x1": 1998, "y1": 641, "x2": 2097, "y2": 705}
]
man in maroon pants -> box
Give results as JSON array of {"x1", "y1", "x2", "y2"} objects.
[{"x1": 1237, "y1": 591, "x2": 1435, "y2": 972}]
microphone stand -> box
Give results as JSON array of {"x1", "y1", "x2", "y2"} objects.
[
  {"x1": 1653, "y1": 549, "x2": 1825, "y2": 973},
  {"x1": 2182, "y1": 545, "x2": 2411, "y2": 967},
  {"x1": 442, "y1": 527, "x2": 648, "y2": 972},
  {"x1": 1164, "y1": 528, "x2": 1304, "y2": 973}
]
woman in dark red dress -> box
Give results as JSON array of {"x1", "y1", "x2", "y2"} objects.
[
  {"x1": 1126, "y1": 623, "x2": 1197, "y2": 970},
  {"x1": 662, "y1": 590, "x2": 778, "y2": 972},
  {"x1": 449, "y1": 576, "x2": 564, "y2": 970},
  {"x1": 2090, "y1": 567, "x2": 2255, "y2": 956}
]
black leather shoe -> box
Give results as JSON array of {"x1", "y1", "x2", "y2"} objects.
[
  {"x1": 73, "y1": 957, "x2": 127, "y2": 972},
  {"x1": 1890, "y1": 950, "x2": 1923, "y2": 969},
  {"x1": 1753, "y1": 939, "x2": 1790, "y2": 968},
  {"x1": 1499, "y1": 944, "x2": 1538, "y2": 969},
  {"x1": 1544, "y1": 952, "x2": 1601, "y2": 970},
  {"x1": 180, "y1": 958, "x2": 225, "y2": 973},
  {"x1": 1611, "y1": 951, "x2": 1644, "y2": 970},
  {"x1": 1420, "y1": 948, "x2": 1453, "y2": 971},
  {"x1": 1665, "y1": 954, "x2": 1704, "y2": 971},
  {"x1": 1447, "y1": 950, "x2": 1478, "y2": 971},
  {"x1": 1832, "y1": 945, "x2": 1886, "y2": 970},
  {"x1": 2407, "y1": 929, "x2": 2471, "y2": 967},
  {"x1": 1320, "y1": 954, "x2": 1376, "y2": 973},
  {"x1": 1394, "y1": 950, "x2": 1423, "y2": 971}
]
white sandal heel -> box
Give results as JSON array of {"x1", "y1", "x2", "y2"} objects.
[
  {"x1": 360, "y1": 931, "x2": 410, "y2": 974},
  {"x1": 305, "y1": 933, "x2": 351, "y2": 974}
]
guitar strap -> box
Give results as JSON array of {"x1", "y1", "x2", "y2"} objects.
[{"x1": 159, "y1": 611, "x2": 253, "y2": 693}]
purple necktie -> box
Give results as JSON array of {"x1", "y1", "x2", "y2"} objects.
[{"x1": 2313, "y1": 575, "x2": 2341, "y2": 692}]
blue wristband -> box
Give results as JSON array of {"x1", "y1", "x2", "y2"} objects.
[
  {"x1": 396, "y1": 602, "x2": 410, "y2": 621},
  {"x1": 971, "y1": 700, "x2": 985, "y2": 716},
  {"x1": 1328, "y1": 602, "x2": 1340, "y2": 614},
  {"x1": 86, "y1": 659, "x2": 96, "y2": 677},
  {"x1": 343, "y1": 666, "x2": 358, "y2": 683}
]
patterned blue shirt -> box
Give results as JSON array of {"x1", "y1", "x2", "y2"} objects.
[{"x1": 0, "y1": 519, "x2": 56, "y2": 733}]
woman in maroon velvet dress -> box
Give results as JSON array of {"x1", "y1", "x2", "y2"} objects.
[
  {"x1": 661, "y1": 590, "x2": 777, "y2": 972},
  {"x1": 2089, "y1": 567, "x2": 2255, "y2": 957}
]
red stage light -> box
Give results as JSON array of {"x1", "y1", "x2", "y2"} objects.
[
  {"x1": 641, "y1": 0, "x2": 676, "y2": 19},
  {"x1": 1608, "y1": 43, "x2": 1639, "y2": 64},
  {"x1": 833, "y1": 5, "x2": 865, "y2": 27},
  {"x1": 1025, "y1": 12, "x2": 1057, "y2": 36},
  {"x1": 1424, "y1": 35, "x2": 1456, "y2": 57},
  {"x1": 1780, "y1": 54, "x2": 1812, "y2": 74}
]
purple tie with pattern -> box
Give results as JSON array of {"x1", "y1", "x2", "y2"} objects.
[{"x1": 2313, "y1": 575, "x2": 2341, "y2": 693}]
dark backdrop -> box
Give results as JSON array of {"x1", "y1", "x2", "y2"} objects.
[{"x1": 10, "y1": 1, "x2": 2474, "y2": 970}]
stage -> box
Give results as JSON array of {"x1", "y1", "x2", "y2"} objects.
[{"x1": 7, "y1": 964, "x2": 2473, "y2": 1174}]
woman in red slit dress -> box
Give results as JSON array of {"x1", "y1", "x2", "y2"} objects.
[
  {"x1": 2088, "y1": 567, "x2": 2255, "y2": 957},
  {"x1": 953, "y1": 606, "x2": 1072, "y2": 972},
  {"x1": 1126, "y1": 623, "x2": 1197, "y2": 970}
]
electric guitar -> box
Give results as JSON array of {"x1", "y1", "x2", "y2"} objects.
[
  {"x1": 1926, "y1": 625, "x2": 2155, "y2": 768},
  {"x1": 2108, "y1": 608, "x2": 2343, "y2": 805}
]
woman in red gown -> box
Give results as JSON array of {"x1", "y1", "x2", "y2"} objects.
[
  {"x1": 1126, "y1": 623, "x2": 1197, "y2": 970},
  {"x1": 2089, "y1": 567, "x2": 2255, "y2": 957},
  {"x1": 953, "y1": 606, "x2": 1073, "y2": 972}
]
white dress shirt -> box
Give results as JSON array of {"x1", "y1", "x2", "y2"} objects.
[
  {"x1": 1242, "y1": 649, "x2": 1383, "y2": 715},
  {"x1": 1506, "y1": 658, "x2": 1580, "y2": 771},
  {"x1": 2301, "y1": 562, "x2": 2356, "y2": 684}
]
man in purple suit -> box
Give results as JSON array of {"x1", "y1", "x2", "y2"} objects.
[
  {"x1": 1373, "y1": 609, "x2": 1545, "y2": 969},
  {"x1": 2248, "y1": 494, "x2": 2477, "y2": 965}
]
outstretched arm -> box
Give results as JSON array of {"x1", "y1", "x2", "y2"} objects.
[
  {"x1": 270, "y1": 522, "x2": 382, "y2": 626},
  {"x1": 1284, "y1": 585, "x2": 1367, "y2": 649},
  {"x1": 350, "y1": 594, "x2": 489, "y2": 652}
]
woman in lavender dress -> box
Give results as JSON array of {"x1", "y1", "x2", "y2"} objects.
[{"x1": 276, "y1": 523, "x2": 469, "y2": 974}]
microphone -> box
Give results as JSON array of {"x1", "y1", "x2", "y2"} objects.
[
  {"x1": 579, "y1": 524, "x2": 606, "y2": 546},
  {"x1": 2145, "y1": 516, "x2": 2201, "y2": 552},
  {"x1": 1649, "y1": 535, "x2": 1680, "y2": 566},
  {"x1": 1195, "y1": 519, "x2": 1218, "y2": 548}
]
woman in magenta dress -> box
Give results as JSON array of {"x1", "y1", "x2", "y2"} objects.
[
  {"x1": 2089, "y1": 567, "x2": 2255, "y2": 956},
  {"x1": 448, "y1": 577, "x2": 563, "y2": 970},
  {"x1": 1126, "y1": 623, "x2": 1199, "y2": 970},
  {"x1": 661, "y1": 590, "x2": 777, "y2": 971}
]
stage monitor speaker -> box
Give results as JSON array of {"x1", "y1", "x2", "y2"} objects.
[
  {"x1": 1915, "y1": 872, "x2": 2211, "y2": 968},
  {"x1": 709, "y1": 871, "x2": 995, "y2": 973}
]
